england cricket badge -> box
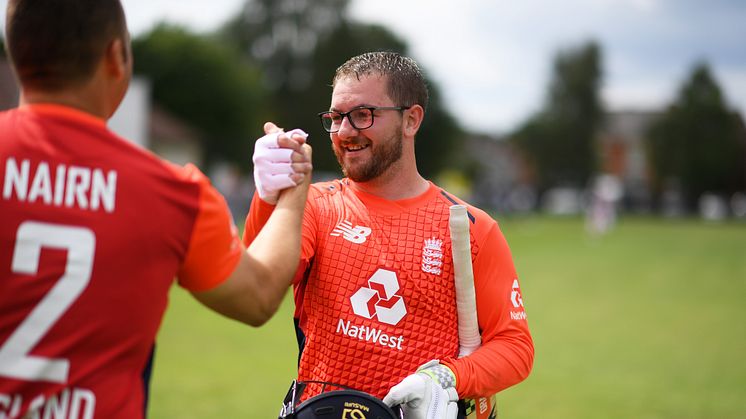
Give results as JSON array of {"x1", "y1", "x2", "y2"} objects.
[{"x1": 421, "y1": 237, "x2": 444, "y2": 275}]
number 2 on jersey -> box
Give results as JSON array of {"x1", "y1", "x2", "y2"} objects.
[{"x1": 0, "y1": 221, "x2": 95, "y2": 383}]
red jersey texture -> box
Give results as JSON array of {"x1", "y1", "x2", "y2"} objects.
[
  {"x1": 0, "y1": 105, "x2": 242, "y2": 418},
  {"x1": 244, "y1": 179, "x2": 533, "y2": 400}
]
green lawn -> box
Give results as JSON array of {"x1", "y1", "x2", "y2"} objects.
[{"x1": 148, "y1": 217, "x2": 746, "y2": 418}]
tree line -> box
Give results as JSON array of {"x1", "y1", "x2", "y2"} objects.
[
  {"x1": 2, "y1": 0, "x2": 741, "y2": 213},
  {"x1": 509, "y1": 41, "x2": 746, "y2": 212}
]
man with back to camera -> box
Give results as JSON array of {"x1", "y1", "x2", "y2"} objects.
[
  {"x1": 0, "y1": 0, "x2": 311, "y2": 417},
  {"x1": 245, "y1": 52, "x2": 534, "y2": 419}
]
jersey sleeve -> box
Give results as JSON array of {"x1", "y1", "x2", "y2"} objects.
[
  {"x1": 441, "y1": 218, "x2": 534, "y2": 398},
  {"x1": 243, "y1": 189, "x2": 318, "y2": 284},
  {"x1": 176, "y1": 164, "x2": 243, "y2": 292},
  {"x1": 242, "y1": 192, "x2": 276, "y2": 247}
]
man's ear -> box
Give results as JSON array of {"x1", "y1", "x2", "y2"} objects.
[
  {"x1": 403, "y1": 104, "x2": 425, "y2": 138},
  {"x1": 104, "y1": 38, "x2": 127, "y2": 80}
]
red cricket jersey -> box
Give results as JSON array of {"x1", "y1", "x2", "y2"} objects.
[
  {"x1": 244, "y1": 179, "x2": 533, "y2": 400},
  {"x1": 0, "y1": 104, "x2": 242, "y2": 418}
]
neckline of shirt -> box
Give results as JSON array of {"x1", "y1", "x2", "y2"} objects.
[{"x1": 345, "y1": 179, "x2": 439, "y2": 215}]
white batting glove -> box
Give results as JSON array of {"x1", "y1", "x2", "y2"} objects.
[
  {"x1": 252, "y1": 128, "x2": 308, "y2": 204},
  {"x1": 383, "y1": 360, "x2": 459, "y2": 419}
]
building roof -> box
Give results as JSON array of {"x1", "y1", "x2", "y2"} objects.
[{"x1": 149, "y1": 104, "x2": 201, "y2": 144}]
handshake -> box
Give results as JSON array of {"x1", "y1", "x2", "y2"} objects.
[{"x1": 252, "y1": 122, "x2": 313, "y2": 205}]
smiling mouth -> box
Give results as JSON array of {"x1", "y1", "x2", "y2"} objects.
[{"x1": 344, "y1": 144, "x2": 369, "y2": 152}]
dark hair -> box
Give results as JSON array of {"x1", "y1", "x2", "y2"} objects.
[
  {"x1": 5, "y1": 0, "x2": 128, "y2": 90},
  {"x1": 333, "y1": 51, "x2": 429, "y2": 113}
]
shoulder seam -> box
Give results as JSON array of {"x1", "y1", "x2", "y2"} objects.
[{"x1": 439, "y1": 190, "x2": 476, "y2": 224}]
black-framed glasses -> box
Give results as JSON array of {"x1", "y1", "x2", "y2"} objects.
[{"x1": 318, "y1": 106, "x2": 411, "y2": 133}]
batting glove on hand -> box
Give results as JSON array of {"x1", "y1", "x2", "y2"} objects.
[
  {"x1": 383, "y1": 360, "x2": 459, "y2": 419},
  {"x1": 253, "y1": 128, "x2": 308, "y2": 204}
]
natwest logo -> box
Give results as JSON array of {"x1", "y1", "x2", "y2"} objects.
[
  {"x1": 510, "y1": 278, "x2": 527, "y2": 321},
  {"x1": 350, "y1": 268, "x2": 407, "y2": 325},
  {"x1": 511, "y1": 279, "x2": 524, "y2": 308}
]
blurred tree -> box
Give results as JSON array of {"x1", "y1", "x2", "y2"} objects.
[
  {"x1": 218, "y1": 1, "x2": 463, "y2": 178},
  {"x1": 132, "y1": 24, "x2": 266, "y2": 170},
  {"x1": 511, "y1": 41, "x2": 604, "y2": 193},
  {"x1": 220, "y1": 0, "x2": 347, "y2": 93},
  {"x1": 646, "y1": 62, "x2": 746, "y2": 210},
  {"x1": 416, "y1": 82, "x2": 464, "y2": 179}
]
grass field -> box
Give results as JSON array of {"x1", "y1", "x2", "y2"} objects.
[{"x1": 148, "y1": 217, "x2": 746, "y2": 418}]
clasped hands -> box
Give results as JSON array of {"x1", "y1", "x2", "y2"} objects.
[{"x1": 253, "y1": 122, "x2": 313, "y2": 204}]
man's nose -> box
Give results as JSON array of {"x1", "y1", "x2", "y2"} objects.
[{"x1": 336, "y1": 115, "x2": 359, "y2": 139}]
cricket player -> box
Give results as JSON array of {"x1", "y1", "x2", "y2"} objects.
[
  {"x1": 245, "y1": 52, "x2": 533, "y2": 419},
  {"x1": 0, "y1": 0, "x2": 311, "y2": 417}
]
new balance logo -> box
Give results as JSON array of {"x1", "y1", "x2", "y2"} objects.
[
  {"x1": 331, "y1": 220, "x2": 371, "y2": 244},
  {"x1": 350, "y1": 268, "x2": 407, "y2": 325}
]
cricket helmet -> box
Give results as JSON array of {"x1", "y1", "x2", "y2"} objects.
[{"x1": 278, "y1": 381, "x2": 400, "y2": 419}]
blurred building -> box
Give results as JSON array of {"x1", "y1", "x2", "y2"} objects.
[
  {"x1": 109, "y1": 77, "x2": 151, "y2": 149},
  {"x1": 0, "y1": 58, "x2": 204, "y2": 167},
  {"x1": 597, "y1": 110, "x2": 662, "y2": 213},
  {"x1": 464, "y1": 110, "x2": 666, "y2": 215},
  {"x1": 464, "y1": 134, "x2": 535, "y2": 214},
  {"x1": 147, "y1": 105, "x2": 204, "y2": 167}
]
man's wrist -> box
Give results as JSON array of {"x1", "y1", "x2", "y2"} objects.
[{"x1": 417, "y1": 360, "x2": 456, "y2": 390}]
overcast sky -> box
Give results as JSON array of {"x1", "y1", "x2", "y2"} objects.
[{"x1": 2, "y1": 0, "x2": 745, "y2": 134}]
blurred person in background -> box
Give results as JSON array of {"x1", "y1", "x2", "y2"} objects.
[
  {"x1": 586, "y1": 174, "x2": 623, "y2": 236},
  {"x1": 245, "y1": 51, "x2": 533, "y2": 419},
  {"x1": 0, "y1": 0, "x2": 311, "y2": 417}
]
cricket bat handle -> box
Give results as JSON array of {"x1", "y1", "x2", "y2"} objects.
[
  {"x1": 449, "y1": 205, "x2": 481, "y2": 357},
  {"x1": 450, "y1": 205, "x2": 498, "y2": 419}
]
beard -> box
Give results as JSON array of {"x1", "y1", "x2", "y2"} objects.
[{"x1": 333, "y1": 130, "x2": 403, "y2": 182}]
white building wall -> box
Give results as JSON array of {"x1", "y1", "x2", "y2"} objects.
[{"x1": 108, "y1": 76, "x2": 151, "y2": 148}]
